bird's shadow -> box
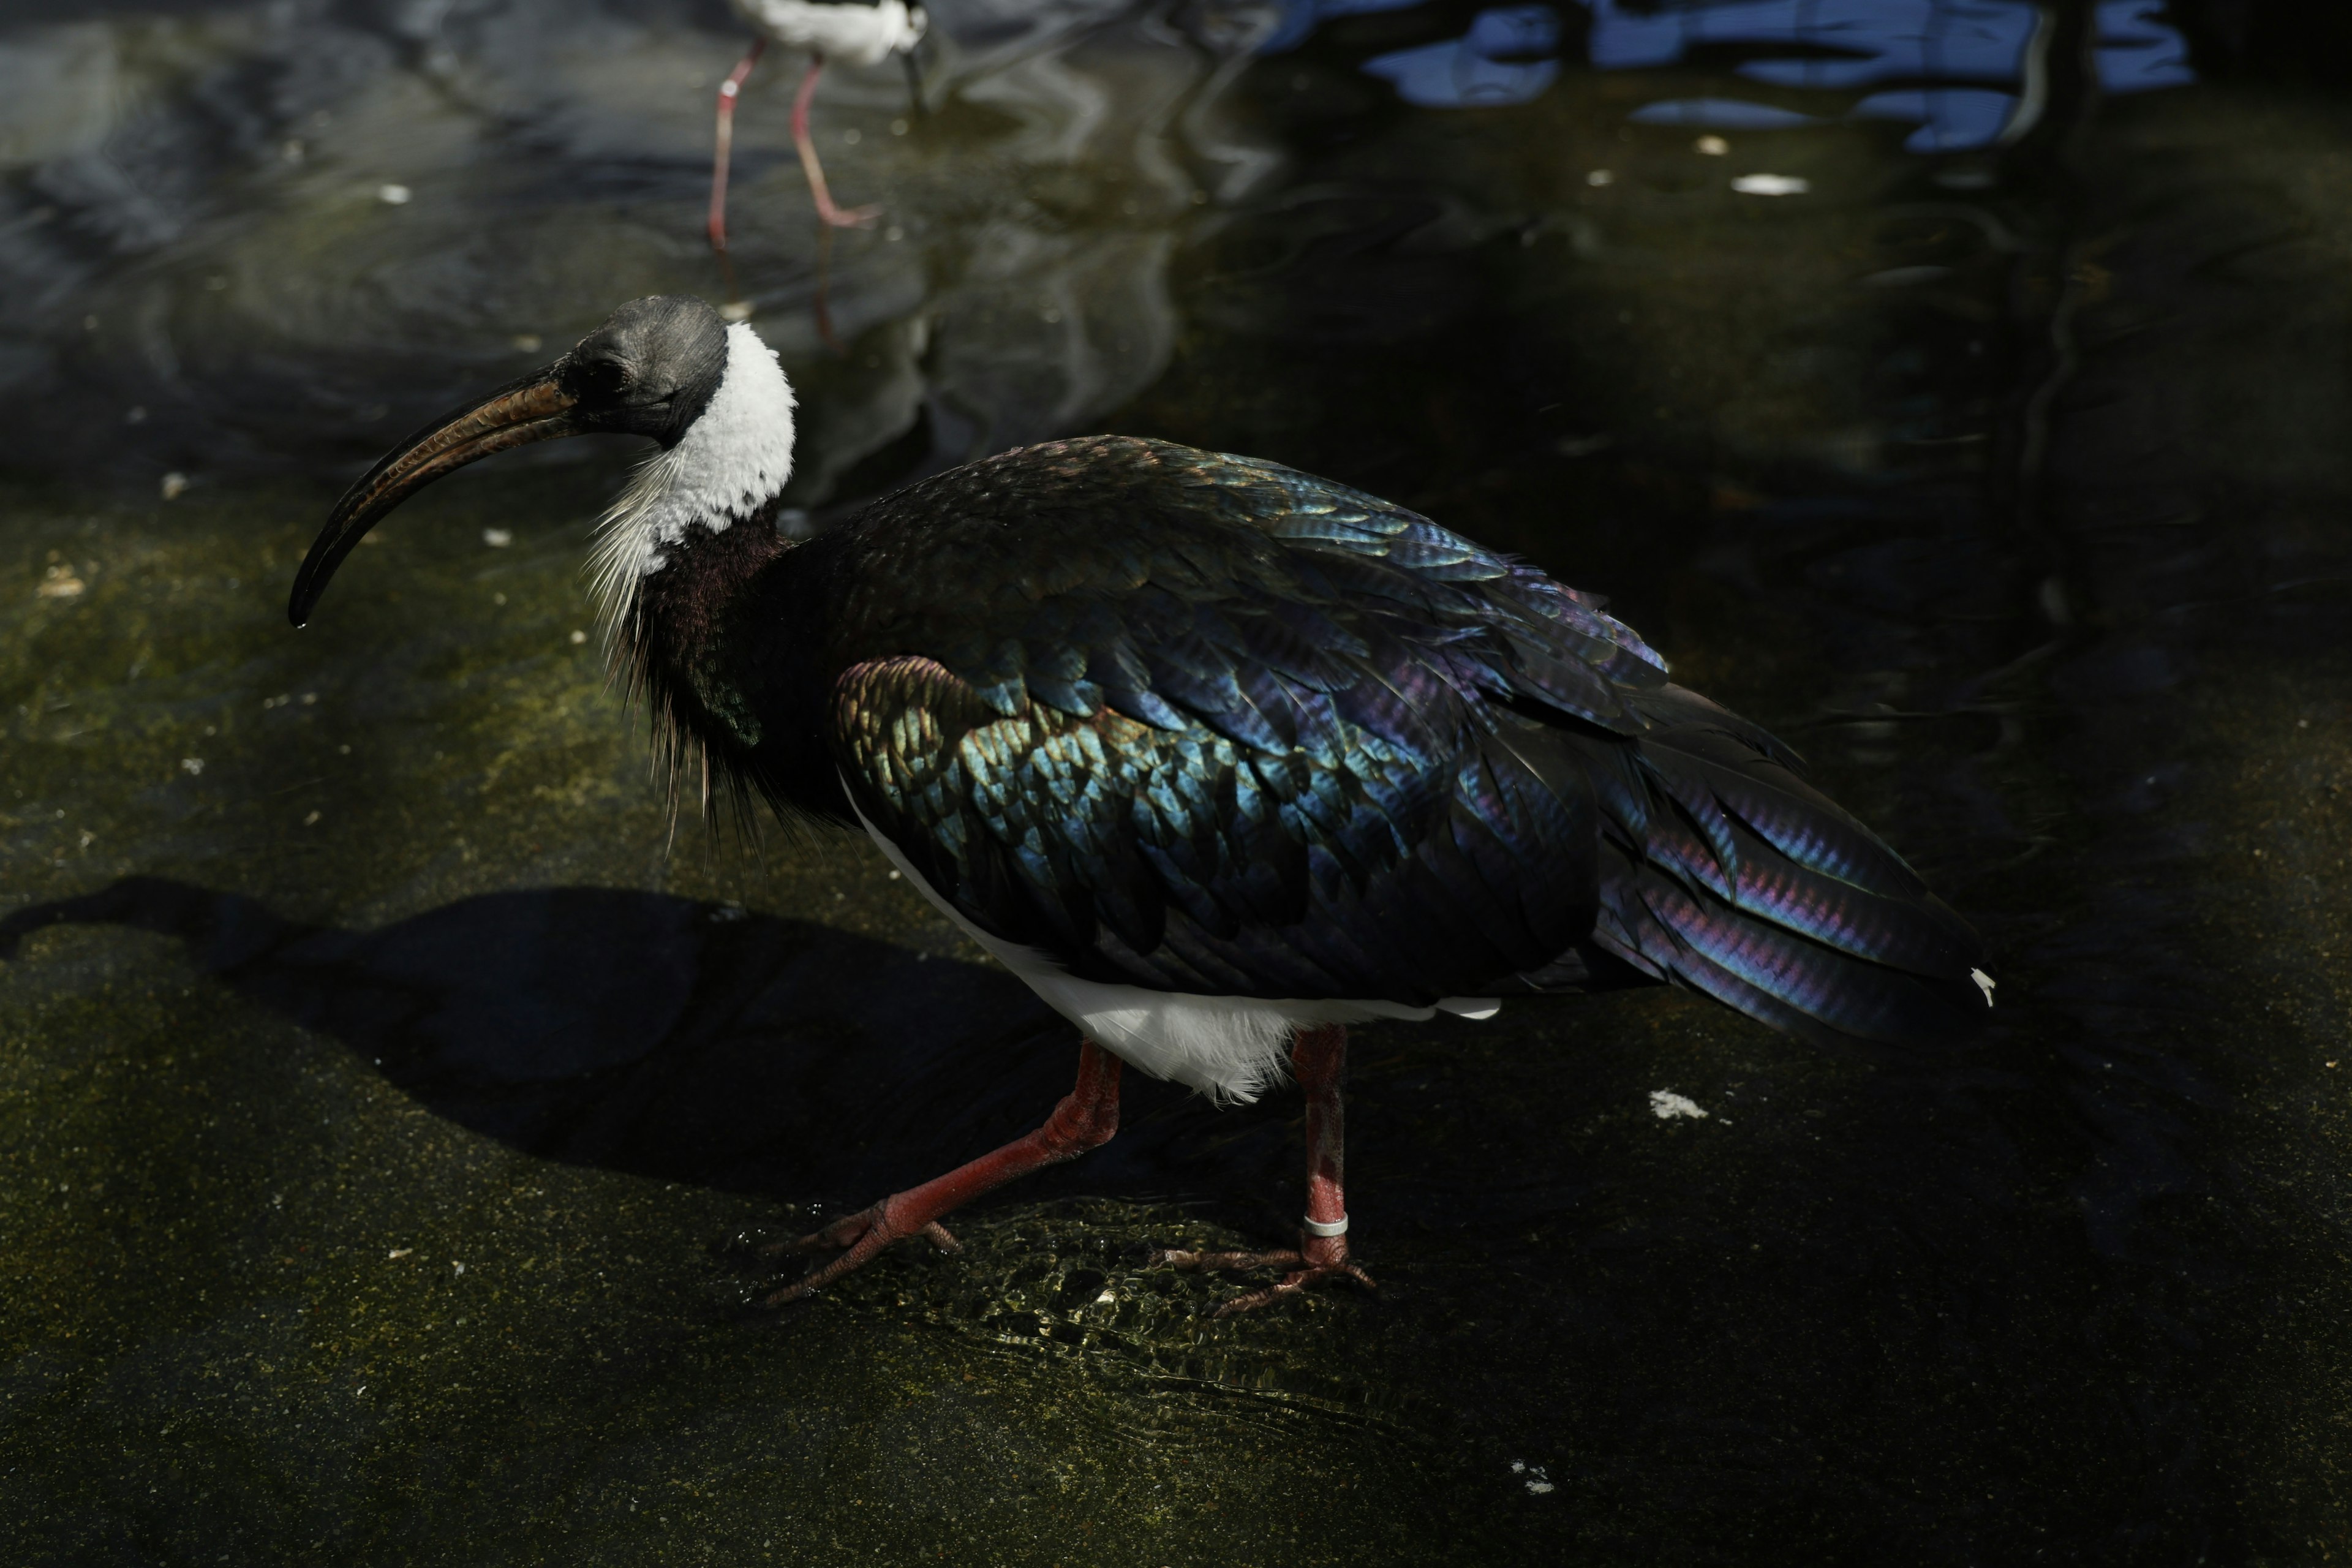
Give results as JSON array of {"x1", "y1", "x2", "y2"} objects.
[{"x1": 0, "y1": 876, "x2": 1257, "y2": 1206}]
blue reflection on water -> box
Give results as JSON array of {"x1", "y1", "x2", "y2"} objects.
[
  {"x1": 1297, "y1": 0, "x2": 2193, "y2": 150},
  {"x1": 1593, "y1": 0, "x2": 2035, "y2": 83},
  {"x1": 1626, "y1": 97, "x2": 1822, "y2": 129},
  {"x1": 2094, "y1": 0, "x2": 2195, "y2": 91},
  {"x1": 1362, "y1": 6, "x2": 1563, "y2": 108},
  {"x1": 1847, "y1": 86, "x2": 2022, "y2": 150}
]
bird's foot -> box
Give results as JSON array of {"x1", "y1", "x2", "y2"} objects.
[
  {"x1": 1151, "y1": 1234, "x2": 1376, "y2": 1317},
  {"x1": 751, "y1": 1042, "x2": 1125, "y2": 1307},
  {"x1": 756, "y1": 1202, "x2": 960, "y2": 1306},
  {"x1": 817, "y1": 201, "x2": 881, "y2": 229}
]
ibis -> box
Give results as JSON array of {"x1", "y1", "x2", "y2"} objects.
[
  {"x1": 289, "y1": 296, "x2": 1993, "y2": 1313},
  {"x1": 708, "y1": 0, "x2": 927, "y2": 247}
]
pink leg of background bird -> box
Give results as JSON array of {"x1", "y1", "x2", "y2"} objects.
[
  {"x1": 761, "y1": 1039, "x2": 1123, "y2": 1304},
  {"x1": 1154, "y1": 1023, "x2": 1377, "y2": 1315},
  {"x1": 789, "y1": 53, "x2": 881, "y2": 229},
  {"x1": 707, "y1": 37, "x2": 767, "y2": 255}
]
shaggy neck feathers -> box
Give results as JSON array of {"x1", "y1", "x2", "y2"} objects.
[
  {"x1": 587, "y1": 322, "x2": 796, "y2": 638},
  {"x1": 587, "y1": 322, "x2": 802, "y2": 833}
]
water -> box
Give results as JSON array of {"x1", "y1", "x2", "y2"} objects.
[{"x1": 2, "y1": 1, "x2": 2349, "y2": 1561}]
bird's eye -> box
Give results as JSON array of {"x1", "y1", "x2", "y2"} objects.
[{"x1": 575, "y1": 358, "x2": 633, "y2": 400}]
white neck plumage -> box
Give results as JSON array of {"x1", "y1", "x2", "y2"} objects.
[{"x1": 586, "y1": 322, "x2": 797, "y2": 637}]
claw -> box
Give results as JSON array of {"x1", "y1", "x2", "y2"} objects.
[
  {"x1": 757, "y1": 1207, "x2": 872, "y2": 1258},
  {"x1": 749, "y1": 1042, "x2": 1122, "y2": 1306},
  {"x1": 1152, "y1": 1241, "x2": 1377, "y2": 1314},
  {"x1": 1150, "y1": 1247, "x2": 1300, "y2": 1272},
  {"x1": 755, "y1": 1203, "x2": 961, "y2": 1305},
  {"x1": 1213, "y1": 1262, "x2": 1377, "y2": 1317},
  {"x1": 818, "y1": 202, "x2": 882, "y2": 229}
]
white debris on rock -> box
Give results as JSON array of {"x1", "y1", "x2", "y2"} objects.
[
  {"x1": 1649, "y1": 1089, "x2": 1708, "y2": 1120},
  {"x1": 1732, "y1": 173, "x2": 1809, "y2": 196},
  {"x1": 1971, "y1": 967, "x2": 1997, "y2": 1006}
]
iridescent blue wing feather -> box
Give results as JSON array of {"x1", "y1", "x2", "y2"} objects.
[
  {"x1": 793, "y1": 437, "x2": 1986, "y2": 1047},
  {"x1": 1550, "y1": 685, "x2": 1989, "y2": 1047},
  {"x1": 832, "y1": 654, "x2": 1601, "y2": 1005}
]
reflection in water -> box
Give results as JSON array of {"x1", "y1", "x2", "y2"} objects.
[
  {"x1": 1351, "y1": 0, "x2": 2193, "y2": 151},
  {"x1": 1361, "y1": 5, "x2": 1562, "y2": 107},
  {"x1": 0, "y1": 0, "x2": 1267, "y2": 512}
]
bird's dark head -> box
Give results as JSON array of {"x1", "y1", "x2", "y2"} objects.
[
  {"x1": 557, "y1": 295, "x2": 731, "y2": 444},
  {"x1": 290, "y1": 294, "x2": 756, "y2": 628}
]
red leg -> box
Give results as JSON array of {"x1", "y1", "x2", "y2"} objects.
[
  {"x1": 812, "y1": 222, "x2": 844, "y2": 356},
  {"x1": 707, "y1": 38, "x2": 767, "y2": 255},
  {"x1": 762, "y1": 1039, "x2": 1123, "y2": 1304},
  {"x1": 1153, "y1": 1023, "x2": 1376, "y2": 1315},
  {"x1": 790, "y1": 53, "x2": 881, "y2": 229}
]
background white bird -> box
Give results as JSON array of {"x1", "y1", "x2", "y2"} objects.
[{"x1": 709, "y1": 0, "x2": 929, "y2": 247}]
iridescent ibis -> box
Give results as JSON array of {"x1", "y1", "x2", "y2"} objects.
[{"x1": 289, "y1": 296, "x2": 1995, "y2": 1313}]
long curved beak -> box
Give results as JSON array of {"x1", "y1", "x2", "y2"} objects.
[{"x1": 288, "y1": 368, "x2": 582, "y2": 627}]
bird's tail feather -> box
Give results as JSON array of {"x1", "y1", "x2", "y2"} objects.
[{"x1": 1534, "y1": 687, "x2": 1991, "y2": 1049}]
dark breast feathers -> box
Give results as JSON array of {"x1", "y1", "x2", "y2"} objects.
[{"x1": 736, "y1": 435, "x2": 1986, "y2": 1050}]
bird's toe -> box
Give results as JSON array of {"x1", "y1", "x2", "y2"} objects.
[
  {"x1": 1152, "y1": 1242, "x2": 1377, "y2": 1314},
  {"x1": 1150, "y1": 1246, "x2": 1303, "y2": 1272},
  {"x1": 750, "y1": 1202, "x2": 961, "y2": 1306},
  {"x1": 758, "y1": 1202, "x2": 881, "y2": 1258},
  {"x1": 1208, "y1": 1262, "x2": 1378, "y2": 1318}
]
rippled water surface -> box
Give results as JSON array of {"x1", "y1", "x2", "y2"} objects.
[{"x1": 5, "y1": 2, "x2": 2352, "y2": 1562}]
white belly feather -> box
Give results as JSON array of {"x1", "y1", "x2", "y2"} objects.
[{"x1": 847, "y1": 793, "x2": 1498, "y2": 1103}]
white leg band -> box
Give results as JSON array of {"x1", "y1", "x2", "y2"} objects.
[{"x1": 1302, "y1": 1214, "x2": 1349, "y2": 1238}]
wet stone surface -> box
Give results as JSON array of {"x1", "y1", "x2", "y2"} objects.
[{"x1": 5, "y1": 2, "x2": 2352, "y2": 1564}]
